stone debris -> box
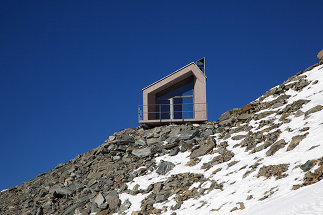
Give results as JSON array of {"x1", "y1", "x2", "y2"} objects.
[{"x1": 1, "y1": 61, "x2": 323, "y2": 215}]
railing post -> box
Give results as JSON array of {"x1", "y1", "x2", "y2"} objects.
[
  {"x1": 159, "y1": 104, "x2": 161, "y2": 120},
  {"x1": 182, "y1": 102, "x2": 183, "y2": 119}
]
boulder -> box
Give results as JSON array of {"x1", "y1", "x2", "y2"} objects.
[
  {"x1": 177, "y1": 129, "x2": 199, "y2": 140},
  {"x1": 300, "y1": 160, "x2": 315, "y2": 172},
  {"x1": 169, "y1": 146, "x2": 180, "y2": 156},
  {"x1": 304, "y1": 105, "x2": 323, "y2": 116},
  {"x1": 237, "y1": 113, "x2": 252, "y2": 120},
  {"x1": 155, "y1": 194, "x2": 167, "y2": 203},
  {"x1": 50, "y1": 186, "x2": 73, "y2": 198},
  {"x1": 287, "y1": 133, "x2": 308, "y2": 151},
  {"x1": 219, "y1": 108, "x2": 239, "y2": 121},
  {"x1": 156, "y1": 160, "x2": 175, "y2": 175},
  {"x1": 105, "y1": 191, "x2": 121, "y2": 211},
  {"x1": 94, "y1": 192, "x2": 105, "y2": 206},
  {"x1": 266, "y1": 140, "x2": 286, "y2": 156},
  {"x1": 120, "y1": 199, "x2": 132, "y2": 213},
  {"x1": 132, "y1": 147, "x2": 152, "y2": 158},
  {"x1": 190, "y1": 137, "x2": 216, "y2": 159}
]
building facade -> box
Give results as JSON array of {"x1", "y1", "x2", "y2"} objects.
[{"x1": 138, "y1": 61, "x2": 207, "y2": 126}]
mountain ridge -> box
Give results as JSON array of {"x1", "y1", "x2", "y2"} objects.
[{"x1": 1, "y1": 61, "x2": 323, "y2": 215}]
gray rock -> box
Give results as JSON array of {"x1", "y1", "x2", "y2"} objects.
[
  {"x1": 105, "y1": 191, "x2": 121, "y2": 211},
  {"x1": 155, "y1": 194, "x2": 167, "y2": 203},
  {"x1": 147, "y1": 137, "x2": 162, "y2": 145},
  {"x1": 134, "y1": 139, "x2": 146, "y2": 146},
  {"x1": 305, "y1": 105, "x2": 323, "y2": 116},
  {"x1": 266, "y1": 140, "x2": 286, "y2": 156},
  {"x1": 177, "y1": 129, "x2": 199, "y2": 140},
  {"x1": 295, "y1": 110, "x2": 304, "y2": 117},
  {"x1": 231, "y1": 135, "x2": 245, "y2": 140},
  {"x1": 51, "y1": 186, "x2": 73, "y2": 198},
  {"x1": 99, "y1": 202, "x2": 108, "y2": 210},
  {"x1": 190, "y1": 137, "x2": 216, "y2": 158},
  {"x1": 94, "y1": 192, "x2": 105, "y2": 206},
  {"x1": 200, "y1": 129, "x2": 213, "y2": 137},
  {"x1": 219, "y1": 108, "x2": 239, "y2": 121},
  {"x1": 112, "y1": 134, "x2": 135, "y2": 145},
  {"x1": 132, "y1": 147, "x2": 152, "y2": 158},
  {"x1": 180, "y1": 139, "x2": 195, "y2": 152},
  {"x1": 219, "y1": 117, "x2": 235, "y2": 126},
  {"x1": 272, "y1": 102, "x2": 284, "y2": 109},
  {"x1": 156, "y1": 160, "x2": 175, "y2": 175},
  {"x1": 120, "y1": 199, "x2": 132, "y2": 213},
  {"x1": 169, "y1": 146, "x2": 180, "y2": 156},
  {"x1": 300, "y1": 160, "x2": 314, "y2": 172},
  {"x1": 62, "y1": 196, "x2": 90, "y2": 215},
  {"x1": 237, "y1": 113, "x2": 252, "y2": 120}
]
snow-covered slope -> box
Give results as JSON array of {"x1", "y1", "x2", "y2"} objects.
[
  {"x1": 244, "y1": 179, "x2": 323, "y2": 215},
  {"x1": 1, "y1": 64, "x2": 322, "y2": 215},
  {"x1": 119, "y1": 64, "x2": 323, "y2": 215}
]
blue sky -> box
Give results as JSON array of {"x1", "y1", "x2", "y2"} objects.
[{"x1": 0, "y1": 0, "x2": 322, "y2": 190}]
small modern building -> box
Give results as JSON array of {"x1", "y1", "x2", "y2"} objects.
[{"x1": 138, "y1": 59, "x2": 207, "y2": 126}]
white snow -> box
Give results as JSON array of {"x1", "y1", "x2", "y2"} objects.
[
  {"x1": 244, "y1": 179, "x2": 323, "y2": 215},
  {"x1": 120, "y1": 65, "x2": 323, "y2": 214}
]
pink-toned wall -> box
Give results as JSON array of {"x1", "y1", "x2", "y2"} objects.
[{"x1": 141, "y1": 63, "x2": 207, "y2": 124}]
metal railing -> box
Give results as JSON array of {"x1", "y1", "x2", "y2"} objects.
[{"x1": 138, "y1": 103, "x2": 207, "y2": 122}]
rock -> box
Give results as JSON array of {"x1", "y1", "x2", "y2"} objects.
[
  {"x1": 287, "y1": 133, "x2": 308, "y2": 151},
  {"x1": 272, "y1": 102, "x2": 284, "y2": 109},
  {"x1": 146, "y1": 137, "x2": 162, "y2": 145},
  {"x1": 51, "y1": 187, "x2": 73, "y2": 198},
  {"x1": 219, "y1": 108, "x2": 239, "y2": 121},
  {"x1": 99, "y1": 202, "x2": 108, "y2": 210},
  {"x1": 237, "y1": 113, "x2": 251, "y2": 120},
  {"x1": 155, "y1": 194, "x2": 167, "y2": 203},
  {"x1": 120, "y1": 199, "x2": 132, "y2": 213},
  {"x1": 96, "y1": 209, "x2": 109, "y2": 215},
  {"x1": 177, "y1": 129, "x2": 199, "y2": 140},
  {"x1": 105, "y1": 191, "x2": 121, "y2": 211},
  {"x1": 266, "y1": 140, "x2": 286, "y2": 156},
  {"x1": 241, "y1": 104, "x2": 254, "y2": 113},
  {"x1": 36, "y1": 207, "x2": 43, "y2": 215},
  {"x1": 304, "y1": 105, "x2": 323, "y2": 116},
  {"x1": 132, "y1": 147, "x2": 152, "y2": 158},
  {"x1": 134, "y1": 139, "x2": 146, "y2": 146},
  {"x1": 200, "y1": 129, "x2": 213, "y2": 138},
  {"x1": 94, "y1": 192, "x2": 105, "y2": 206},
  {"x1": 300, "y1": 160, "x2": 315, "y2": 172},
  {"x1": 219, "y1": 117, "x2": 235, "y2": 126},
  {"x1": 169, "y1": 146, "x2": 180, "y2": 156},
  {"x1": 180, "y1": 139, "x2": 194, "y2": 152},
  {"x1": 62, "y1": 196, "x2": 90, "y2": 215},
  {"x1": 295, "y1": 110, "x2": 304, "y2": 117},
  {"x1": 231, "y1": 135, "x2": 245, "y2": 140},
  {"x1": 257, "y1": 164, "x2": 289, "y2": 179},
  {"x1": 156, "y1": 160, "x2": 175, "y2": 175},
  {"x1": 190, "y1": 137, "x2": 216, "y2": 159}
]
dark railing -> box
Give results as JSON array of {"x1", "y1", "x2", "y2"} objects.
[{"x1": 138, "y1": 103, "x2": 207, "y2": 122}]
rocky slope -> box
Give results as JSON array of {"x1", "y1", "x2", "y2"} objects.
[{"x1": 1, "y1": 61, "x2": 323, "y2": 215}]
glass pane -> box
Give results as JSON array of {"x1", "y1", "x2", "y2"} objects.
[
  {"x1": 156, "y1": 99, "x2": 170, "y2": 119},
  {"x1": 173, "y1": 98, "x2": 183, "y2": 119},
  {"x1": 182, "y1": 97, "x2": 193, "y2": 119}
]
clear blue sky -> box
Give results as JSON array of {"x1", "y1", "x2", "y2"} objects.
[{"x1": 0, "y1": 0, "x2": 322, "y2": 190}]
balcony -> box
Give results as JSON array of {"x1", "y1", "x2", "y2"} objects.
[{"x1": 138, "y1": 103, "x2": 207, "y2": 125}]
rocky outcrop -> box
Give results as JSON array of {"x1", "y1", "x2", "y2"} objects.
[{"x1": 1, "y1": 61, "x2": 323, "y2": 215}]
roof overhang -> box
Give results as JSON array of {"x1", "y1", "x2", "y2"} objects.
[{"x1": 142, "y1": 62, "x2": 207, "y2": 91}]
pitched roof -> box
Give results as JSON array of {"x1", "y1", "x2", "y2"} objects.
[{"x1": 142, "y1": 62, "x2": 206, "y2": 91}]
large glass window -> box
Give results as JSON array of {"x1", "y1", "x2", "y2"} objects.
[{"x1": 156, "y1": 78, "x2": 194, "y2": 119}]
